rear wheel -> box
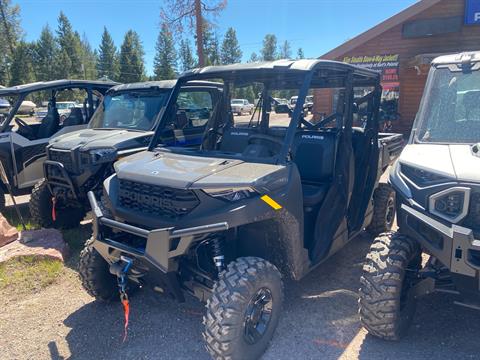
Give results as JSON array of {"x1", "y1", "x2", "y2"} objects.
[
  {"x1": 29, "y1": 180, "x2": 86, "y2": 229},
  {"x1": 79, "y1": 237, "x2": 118, "y2": 302},
  {"x1": 359, "y1": 232, "x2": 422, "y2": 340},
  {"x1": 368, "y1": 183, "x2": 396, "y2": 236},
  {"x1": 203, "y1": 257, "x2": 283, "y2": 360}
]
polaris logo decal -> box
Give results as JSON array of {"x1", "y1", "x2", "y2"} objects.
[
  {"x1": 302, "y1": 135, "x2": 324, "y2": 140},
  {"x1": 230, "y1": 132, "x2": 249, "y2": 136}
]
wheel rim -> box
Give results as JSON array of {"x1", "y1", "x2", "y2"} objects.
[
  {"x1": 385, "y1": 196, "x2": 395, "y2": 228},
  {"x1": 243, "y1": 287, "x2": 273, "y2": 345}
]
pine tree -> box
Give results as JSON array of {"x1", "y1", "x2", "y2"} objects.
[
  {"x1": 249, "y1": 52, "x2": 259, "y2": 63},
  {"x1": 179, "y1": 38, "x2": 196, "y2": 72},
  {"x1": 80, "y1": 33, "x2": 97, "y2": 79},
  {"x1": 10, "y1": 41, "x2": 35, "y2": 86},
  {"x1": 296, "y1": 47, "x2": 305, "y2": 59},
  {"x1": 261, "y1": 34, "x2": 277, "y2": 61},
  {"x1": 153, "y1": 23, "x2": 177, "y2": 80},
  {"x1": 55, "y1": 12, "x2": 83, "y2": 78},
  {"x1": 203, "y1": 25, "x2": 220, "y2": 66},
  {"x1": 279, "y1": 40, "x2": 291, "y2": 59},
  {"x1": 34, "y1": 25, "x2": 58, "y2": 81},
  {"x1": 97, "y1": 27, "x2": 118, "y2": 80},
  {"x1": 0, "y1": 0, "x2": 22, "y2": 85},
  {"x1": 221, "y1": 27, "x2": 242, "y2": 65},
  {"x1": 55, "y1": 49, "x2": 73, "y2": 79},
  {"x1": 118, "y1": 29, "x2": 145, "y2": 83}
]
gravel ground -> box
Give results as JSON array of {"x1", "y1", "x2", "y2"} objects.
[{"x1": 1, "y1": 230, "x2": 479, "y2": 360}]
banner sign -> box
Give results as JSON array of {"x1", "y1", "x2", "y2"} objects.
[
  {"x1": 342, "y1": 54, "x2": 400, "y2": 87},
  {"x1": 465, "y1": 0, "x2": 480, "y2": 25}
]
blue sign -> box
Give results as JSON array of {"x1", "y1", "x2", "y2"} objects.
[{"x1": 465, "y1": 0, "x2": 480, "y2": 25}]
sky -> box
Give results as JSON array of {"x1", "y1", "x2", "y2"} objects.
[{"x1": 16, "y1": 0, "x2": 418, "y2": 76}]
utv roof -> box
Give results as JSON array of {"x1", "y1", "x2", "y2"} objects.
[
  {"x1": 0, "y1": 79, "x2": 118, "y2": 96},
  {"x1": 110, "y1": 80, "x2": 222, "y2": 93},
  {"x1": 180, "y1": 59, "x2": 380, "y2": 87},
  {"x1": 432, "y1": 51, "x2": 480, "y2": 66},
  {"x1": 183, "y1": 59, "x2": 379, "y2": 77},
  {"x1": 110, "y1": 80, "x2": 178, "y2": 92}
]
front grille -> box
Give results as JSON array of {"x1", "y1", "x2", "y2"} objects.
[
  {"x1": 118, "y1": 179, "x2": 199, "y2": 219},
  {"x1": 48, "y1": 149, "x2": 76, "y2": 173},
  {"x1": 464, "y1": 192, "x2": 480, "y2": 238}
]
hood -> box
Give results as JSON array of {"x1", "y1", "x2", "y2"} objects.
[
  {"x1": 49, "y1": 128, "x2": 153, "y2": 151},
  {"x1": 399, "y1": 144, "x2": 480, "y2": 183},
  {"x1": 115, "y1": 150, "x2": 285, "y2": 189}
]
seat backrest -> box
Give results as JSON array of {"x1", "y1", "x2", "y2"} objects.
[
  {"x1": 292, "y1": 130, "x2": 336, "y2": 184},
  {"x1": 63, "y1": 107, "x2": 84, "y2": 127},
  {"x1": 176, "y1": 111, "x2": 189, "y2": 129},
  {"x1": 37, "y1": 107, "x2": 60, "y2": 138},
  {"x1": 219, "y1": 127, "x2": 257, "y2": 153}
]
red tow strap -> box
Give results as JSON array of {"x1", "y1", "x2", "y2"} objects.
[
  {"x1": 121, "y1": 294, "x2": 130, "y2": 342},
  {"x1": 51, "y1": 197, "x2": 57, "y2": 221}
]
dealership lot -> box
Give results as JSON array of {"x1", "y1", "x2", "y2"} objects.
[{"x1": 1, "y1": 226, "x2": 479, "y2": 360}]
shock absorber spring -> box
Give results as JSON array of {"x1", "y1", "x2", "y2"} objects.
[{"x1": 209, "y1": 234, "x2": 225, "y2": 273}]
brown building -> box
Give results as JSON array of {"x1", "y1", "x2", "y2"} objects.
[{"x1": 317, "y1": 0, "x2": 480, "y2": 135}]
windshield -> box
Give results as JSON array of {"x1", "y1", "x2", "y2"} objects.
[
  {"x1": 416, "y1": 67, "x2": 480, "y2": 144},
  {"x1": 89, "y1": 91, "x2": 168, "y2": 131},
  {"x1": 231, "y1": 99, "x2": 244, "y2": 105}
]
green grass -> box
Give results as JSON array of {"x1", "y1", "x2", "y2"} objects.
[
  {"x1": 2, "y1": 203, "x2": 36, "y2": 231},
  {"x1": 62, "y1": 224, "x2": 92, "y2": 267},
  {"x1": 0, "y1": 199, "x2": 93, "y2": 298},
  {"x1": 0, "y1": 256, "x2": 63, "y2": 295}
]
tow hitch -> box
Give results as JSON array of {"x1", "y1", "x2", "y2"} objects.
[{"x1": 110, "y1": 256, "x2": 133, "y2": 342}]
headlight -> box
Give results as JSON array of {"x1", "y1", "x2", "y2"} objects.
[
  {"x1": 81, "y1": 148, "x2": 118, "y2": 166},
  {"x1": 400, "y1": 164, "x2": 449, "y2": 186},
  {"x1": 203, "y1": 187, "x2": 257, "y2": 202},
  {"x1": 429, "y1": 187, "x2": 471, "y2": 223}
]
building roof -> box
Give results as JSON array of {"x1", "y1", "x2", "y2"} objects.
[
  {"x1": 0, "y1": 79, "x2": 118, "y2": 96},
  {"x1": 321, "y1": 0, "x2": 443, "y2": 59}
]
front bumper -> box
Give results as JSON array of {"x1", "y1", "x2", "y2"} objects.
[
  {"x1": 400, "y1": 204, "x2": 480, "y2": 282},
  {"x1": 44, "y1": 160, "x2": 78, "y2": 198},
  {"x1": 89, "y1": 191, "x2": 228, "y2": 276}
]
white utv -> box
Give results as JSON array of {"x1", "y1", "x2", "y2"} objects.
[
  {"x1": 359, "y1": 51, "x2": 480, "y2": 340},
  {"x1": 0, "y1": 80, "x2": 116, "y2": 211}
]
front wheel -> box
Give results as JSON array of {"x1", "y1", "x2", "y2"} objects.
[
  {"x1": 368, "y1": 183, "x2": 396, "y2": 236},
  {"x1": 203, "y1": 257, "x2": 283, "y2": 360},
  {"x1": 79, "y1": 237, "x2": 118, "y2": 301},
  {"x1": 29, "y1": 180, "x2": 86, "y2": 229},
  {"x1": 359, "y1": 232, "x2": 422, "y2": 340}
]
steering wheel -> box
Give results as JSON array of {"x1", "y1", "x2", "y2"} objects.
[
  {"x1": 248, "y1": 134, "x2": 284, "y2": 153},
  {"x1": 15, "y1": 117, "x2": 35, "y2": 138}
]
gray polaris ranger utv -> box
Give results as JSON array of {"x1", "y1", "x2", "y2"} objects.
[
  {"x1": 29, "y1": 80, "x2": 222, "y2": 228},
  {"x1": 0, "y1": 80, "x2": 116, "y2": 211},
  {"x1": 80, "y1": 60, "x2": 402, "y2": 359},
  {"x1": 359, "y1": 52, "x2": 480, "y2": 340}
]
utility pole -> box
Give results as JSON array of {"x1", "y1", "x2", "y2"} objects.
[{"x1": 195, "y1": 0, "x2": 205, "y2": 67}]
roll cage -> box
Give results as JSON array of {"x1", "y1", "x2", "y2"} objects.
[
  {"x1": 0, "y1": 79, "x2": 117, "y2": 133},
  {"x1": 148, "y1": 59, "x2": 381, "y2": 165}
]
